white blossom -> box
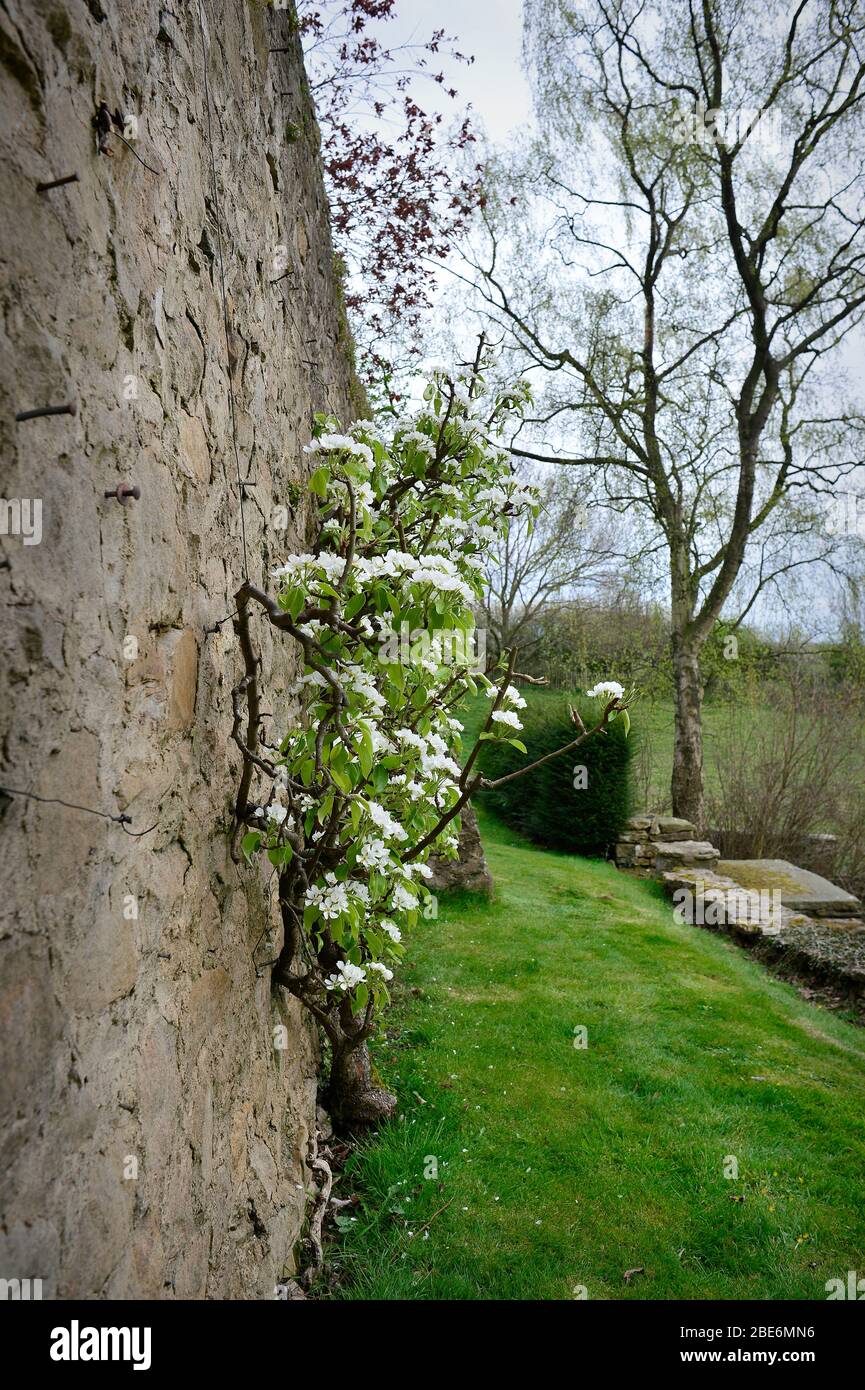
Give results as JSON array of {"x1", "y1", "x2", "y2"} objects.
[
  {"x1": 368, "y1": 962, "x2": 394, "y2": 981},
  {"x1": 491, "y1": 709, "x2": 523, "y2": 730},
  {"x1": 391, "y1": 884, "x2": 418, "y2": 912},
  {"x1": 364, "y1": 800, "x2": 408, "y2": 842},
  {"x1": 586, "y1": 680, "x2": 624, "y2": 701},
  {"x1": 324, "y1": 960, "x2": 367, "y2": 992},
  {"x1": 305, "y1": 433, "x2": 374, "y2": 468},
  {"x1": 357, "y1": 838, "x2": 392, "y2": 872}
]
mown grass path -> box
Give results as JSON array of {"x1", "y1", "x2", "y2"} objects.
[{"x1": 334, "y1": 810, "x2": 865, "y2": 1300}]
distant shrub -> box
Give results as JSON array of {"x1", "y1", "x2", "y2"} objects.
[{"x1": 477, "y1": 693, "x2": 634, "y2": 854}]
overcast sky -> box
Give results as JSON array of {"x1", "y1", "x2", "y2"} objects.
[{"x1": 393, "y1": 0, "x2": 531, "y2": 143}]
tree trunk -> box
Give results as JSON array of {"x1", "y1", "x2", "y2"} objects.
[
  {"x1": 326, "y1": 1036, "x2": 397, "y2": 1132},
  {"x1": 671, "y1": 636, "x2": 705, "y2": 828}
]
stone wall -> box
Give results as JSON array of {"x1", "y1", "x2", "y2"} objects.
[
  {"x1": 613, "y1": 814, "x2": 720, "y2": 875},
  {"x1": 0, "y1": 0, "x2": 358, "y2": 1298}
]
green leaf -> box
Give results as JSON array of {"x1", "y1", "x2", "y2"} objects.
[
  {"x1": 309, "y1": 466, "x2": 330, "y2": 498},
  {"x1": 331, "y1": 766, "x2": 352, "y2": 794},
  {"x1": 372, "y1": 764, "x2": 389, "y2": 793},
  {"x1": 241, "y1": 831, "x2": 262, "y2": 861},
  {"x1": 358, "y1": 730, "x2": 374, "y2": 778},
  {"x1": 280, "y1": 586, "x2": 305, "y2": 622}
]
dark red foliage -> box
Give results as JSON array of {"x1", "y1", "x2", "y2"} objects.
[{"x1": 295, "y1": 0, "x2": 480, "y2": 381}]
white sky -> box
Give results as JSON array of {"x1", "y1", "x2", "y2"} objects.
[{"x1": 391, "y1": 0, "x2": 531, "y2": 143}]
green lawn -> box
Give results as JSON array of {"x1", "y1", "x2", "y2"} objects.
[
  {"x1": 331, "y1": 808, "x2": 865, "y2": 1300},
  {"x1": 632, "y1": 696, "x2": 787, "y2": 813}
]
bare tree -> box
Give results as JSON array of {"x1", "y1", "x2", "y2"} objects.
[
  {"x1": 481, "y1": 468, "x2": 622, "y2": 662},
  {"x1": 461, "y1": 0, "x2": 865, "y2": 825}
]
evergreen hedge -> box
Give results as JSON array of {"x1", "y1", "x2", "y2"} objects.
[{"x1": 476, "y1": 693, "x2": 633, "y2": 854}]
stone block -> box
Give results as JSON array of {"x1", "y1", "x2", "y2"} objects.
[
  {"x1": 654, "y1": 816, "x2": 697, "y2": 840},
  {"x1": 654, "y1": 840, "x2": 721, "y2": 873}
]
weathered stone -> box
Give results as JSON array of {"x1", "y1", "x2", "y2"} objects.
[
  {"x1": 654, "y1": 816, "x2": 697, "y2": 840},
  {"x1": 0, "y1": 4, "x2": 360, "y2": 1299},
  {"x1": 427, "y1": 802, "x2": 494, "y2": 896},
  {"x1": 163, "y1": 629, "x2": 199, "y2": 731},
  {"x1": 718, "y1": 859, "x2": 862, "y2": 918},
  {"x1": 178, "y1": 411, "x2": 211, "y2": 484},
  {"x1": 654, "y1": 840, "x2": 721, "y2": 872},
  {"x1": 661, "y1": 868, "x2": 790, "y2": 933},
  {"x1": 660, "y1": 867, "x2": 865, "y2": 1000}
]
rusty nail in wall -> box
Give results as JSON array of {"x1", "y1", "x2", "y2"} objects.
[
  {"x1": 15, "y1": 402, "x2": 77, "y2": 422},
  {"x1": 36, "y1": 174, "x2": 80, "y2": 193},
  {"x1": 104, "y1": 484, "x2": 141, "y2": 505}
]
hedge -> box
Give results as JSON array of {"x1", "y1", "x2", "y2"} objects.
[{"x1": 476, "y1": 693, "x2": 633, "y2": 854}]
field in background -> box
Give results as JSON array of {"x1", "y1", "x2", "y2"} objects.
[
  {"x1": 460, "y1": 687, "x2": 729, "y2": 813},
  {"x1": 462, "y1": 686, "x2": 865, "y2": 822}
]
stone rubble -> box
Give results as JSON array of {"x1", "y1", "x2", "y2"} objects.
[{"x1": 614, "y1": 815, "x2": 719, "y2": 873}]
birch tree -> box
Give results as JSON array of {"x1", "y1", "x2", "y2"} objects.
[{"x1": 465, "y1": 0, "x2": 865, "y2": 825}]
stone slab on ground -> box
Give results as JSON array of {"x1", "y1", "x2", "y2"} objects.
[
  {"x1": 660, "y1": 867, "x2": 803, "y2": 934},
  {"x1": 718, "y1": 859, "x2": 862, "y2": 918},
  {"x1": 659, "y1": 868, "x2": 865, "y2": 1000}
]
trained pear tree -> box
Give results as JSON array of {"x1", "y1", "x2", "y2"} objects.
[{"x1": 231, "y1": 349, "x2": 632, "y2": 1127}]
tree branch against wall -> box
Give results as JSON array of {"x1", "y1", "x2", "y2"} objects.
[
  {"x1": 294, "y1": 0, "x2": 480, "y2": 392},
  {"x1": 231, "y1": 349, "x2": 631, "y2": 1126}
]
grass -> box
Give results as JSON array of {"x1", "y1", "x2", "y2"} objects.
[
  {"x1": 634, "y1": 696, "x2": 740, "y2": 812},
  {"x1": 331, "y1": 807, "x2": 865, "y2": 1301}
]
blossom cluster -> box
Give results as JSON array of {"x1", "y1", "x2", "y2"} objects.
[{"x1": 242, "y1": 362, "x2": 539, "y2": 1017}]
